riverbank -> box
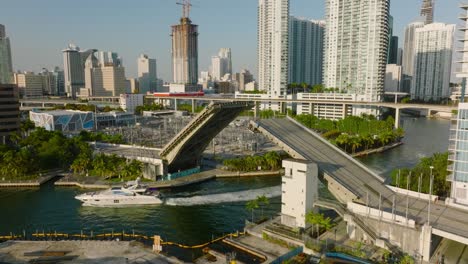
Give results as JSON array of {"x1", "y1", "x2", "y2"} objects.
[
  {"x1": 51, "y1": 169, "x2": 282, "y2": 190},
  {"x1": 351, "y1": 142, "x2": 403, "y2": 158},
  {"x1": 0, "y1": 170, "x2": 64, "y2": 188}
]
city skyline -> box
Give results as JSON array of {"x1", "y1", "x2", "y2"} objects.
[{"x1": 1, "y1": 0, "x2": 458, "y2": 81}]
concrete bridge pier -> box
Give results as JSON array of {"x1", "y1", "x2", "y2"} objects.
[
  {"x1": 174, "y1": 98, "x2": 178, "y2": 111},
  {"x1": 395, "y1": 107, "x2": 401, "y2": 129},
  {"x1": 419, "y1": 224, "x2": 432, "y2": 262},
  {"x1": 254, "y1": 101, "x2": 260, "y2": 119},
  {"x1": 191, "y1": 99, "x2": 195, "y2": 113},
  {"x1": 342, "y1": 104, "x2": 350, "y2": 119}
]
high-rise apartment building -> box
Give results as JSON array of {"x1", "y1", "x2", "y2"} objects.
[
  {"x1": 448, "y1": 103, "x2": 468, "y2": 206},
  {"x1": 138, "y1": 54, "x2": 157, "y2": 94},
  {"x1": 258, "y1": 0, "x2": 289, "y2": 97},
  {"x1": 411, "y1": 23, "x2": 454, "y2": 102},
  {"x1": 456, "y1": 3, "x2": 468, "y2": 101},
  {"x1": 0, "y1": 24, "x2": 13, "y2": 84},
  {"x1": 288, "y1": 17, "x2": 325, "y2": 86},
  {"x1": 421, "y1": 0, "x2": 434, "y2": 25},
  {"x1": 0, "y1": 84, "x2": 20, "y2": 143},
  {"x1": 323, "y1": 0, "x2": 390, "y2": 102},
  {"x1": 402, "y1": 22, "x2": 425, "y2": 93}
]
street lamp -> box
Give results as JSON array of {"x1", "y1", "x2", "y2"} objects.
[{"x1": 427, "y1": 166, "x2": 434, "y2": 225}]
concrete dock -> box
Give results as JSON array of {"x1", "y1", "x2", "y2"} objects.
[{"x1": 0, "y1": 240, "x2": 183, "y2": 264}]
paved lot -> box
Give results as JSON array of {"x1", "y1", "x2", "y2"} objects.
[{"x1": 0, "y1": 241, "x2": 182, "y2": 264}]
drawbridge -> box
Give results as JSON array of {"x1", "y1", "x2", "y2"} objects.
[{"x1": 160, "y1": 101, "x2": 254, "y2": 172}]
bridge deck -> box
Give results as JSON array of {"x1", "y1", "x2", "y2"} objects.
[{"x1": 257, "y1": 118, "x2": 468, "y2": 241}]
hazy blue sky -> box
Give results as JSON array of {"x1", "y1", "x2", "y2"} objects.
[{"x1": 1, "y1": 0, "x2": 459, "y2": 81}]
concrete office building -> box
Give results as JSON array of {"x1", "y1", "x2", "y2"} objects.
[
  {"x1": 126, "y1": 78, "x2": 139, "y2": 94},
  {"x1": 281, "y1": 159, "x2": 318, "y2": 229},
  {"x1": 82, "y1": 54, "x2": 126, "y2": 97},
  {"x1": 323, "y1": 0, "x2": 390, "y2": 103},
  {"x1": 0, "y1": 24, "x2": 13, "y2": 84},
  {"x1": 258, "y1": 0, "x2": 289, "y2": 97},
  {"x1": 296, "y1": 93, "x2": 357, "y2": 120},
  {"x1": 402, "y1": 22, "x2": 425, "y2": 93},
  {"x1": 288, "y1": 17, "x2": 325, "y2": 86},
  {"x1": 0, "y1": 84, "x2": 20, "y2": 143},
  {"x1": 170, "y1": 2, "x2": 199, "y2": 93},
  {"x1": 138, "y1": 54, "x2": 157, "y2": 94},
  {"x1": 233, "y1": 70, "x2": 254, "y2": 91},
  {"x1": 40, "y1": 67, "x2": 64, "y2": 96},
  {"x1": 98, "y1": 51, "x2": 121, "y2": 67},
  {"x1": 14, "y1": 72, "x2": 44, "y2": 98},
  {"x1": 411, "y1": 23, "x2": 454, "y2": 102},
  {"x1": 119, "y1": 93, "x2": 144, "y2": 113},
  {"x1": 385, "y1": 64, "x2": 402, "y2": 93}
]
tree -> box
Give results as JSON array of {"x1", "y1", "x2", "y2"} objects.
[
  {"x1": 306, "y1": 211, "x2": 333, "y2": 235},
  {"x1": 245, "y1": 200, "x2": 259, "y2": 223},
  {"x1": 256, "y1": 195, "x2": 270, "y2": 219}
]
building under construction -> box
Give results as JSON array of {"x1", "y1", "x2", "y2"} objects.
[{"x1": 171, "y1": 0, "x2": 199, "y2": 91}]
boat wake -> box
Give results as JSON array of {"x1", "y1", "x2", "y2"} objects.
[{"x1": 165, "y1": 186, "x2": 280, "y2": 206}]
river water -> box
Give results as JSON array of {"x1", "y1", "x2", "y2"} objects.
[{"x1": 0, "y1": 116, "x2": 450, "y2": 261}]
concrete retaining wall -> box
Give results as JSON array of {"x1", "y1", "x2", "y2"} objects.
[
  {"x1": 387, "y1": 185, "x2": 438, "y2": 202},
  {"x1": 347, "y1": 202, "x2": 416, "y2": 228}
]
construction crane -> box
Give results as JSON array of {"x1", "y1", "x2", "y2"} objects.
[{"x1": 176, "y1": 0, "x2": 192, "y2": 18}]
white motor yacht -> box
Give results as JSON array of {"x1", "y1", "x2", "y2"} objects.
[{"x1": 75, "y1": 178, "x2": 163, "y2": 207}]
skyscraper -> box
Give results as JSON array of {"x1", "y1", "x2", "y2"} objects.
[
  {"x1": 62, "y1": 45, "x2": 84, "y2": 98},
  {"x1": 171, "y1": 1, "x2": 198, "y2": 86},
  {"x1": 218, "y1": 48, "x2": 232, "y2": 76},
  {"x1": 323, "y1": 0, "x2": 390, "y2": 102},
  {"x1": 388, "y1": 36, "x2": 399, "y2": 65},
  {"x1": 258, "y1": 0, "x2": 289, "y2": 97},
  {"x1": 288, "y1": 17, "x2": 325, "y2": 86},
  {"x1": 138, "y1": 54, "x2": 157, "y2": 94},
  {"x1": 0, "y1": 24, "x2": 13, "y2": 84},
  {"x1": 421, "y1": 0, "x2": 434, "y2": 25},
  {"x1": 401, "y1": 21, "x2": 424, "y2": 93},
  {"x1": 411, "y1": 23, "x2": 454, "y2": 102},
  {"x1": 211, "y1": 48, "x2": 232, "y2": 81},
  {"x1": 211, "y1": 56, "x2": 222, "y2": 81}
]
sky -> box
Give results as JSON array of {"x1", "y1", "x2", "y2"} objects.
[{"x1": 0, "y1": 0, "x2": 459, "y2": 81}]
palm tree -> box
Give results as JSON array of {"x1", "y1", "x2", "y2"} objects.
[
  {"x1": 256, "y1": 195, "x2": 270, "y2": 219},
  {"x1": 245, "y1": 200, "x2": 259, "y2": 223}
]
